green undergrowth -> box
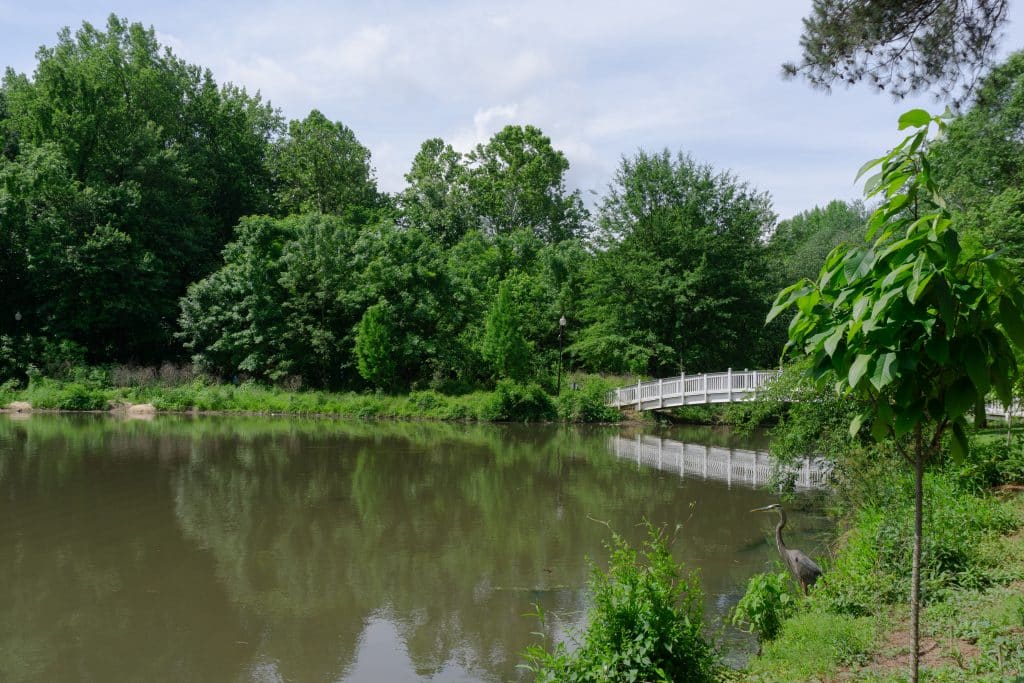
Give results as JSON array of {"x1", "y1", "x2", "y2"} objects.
[
  {"x1": 522, "y1": 524, "x2": 723, "y2": 682},
  {"x1": 741, "y1": 462, "x2": 1024, "y2": 682},
  {"x1": 2, "y1": 369, "x2": 625, "y2": 423}
]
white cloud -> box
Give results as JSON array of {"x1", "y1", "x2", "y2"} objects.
[{"x1": 450, "y1": 104, "x2": 521, "y2": 152}]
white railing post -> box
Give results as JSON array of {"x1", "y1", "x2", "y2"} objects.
[
  {"x1": 727, "y1": 368, "x2": 732, "y2": 401},
  {"x1": 702, "y1": 373, "x2": 708, "y2": 403},
  {"x1": 636, "y1": 378, "x2": 642, "y2": 408},
  {"x1": 658, "y1": 378, "x2": 663, "y2": 408},
  {"x1": 680, "y1": 371, "x2": 686, "y2": 401}
]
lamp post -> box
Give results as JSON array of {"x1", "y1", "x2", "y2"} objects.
[{"x1": 557, "y1": 314, "x2": 567, "y2": 395}]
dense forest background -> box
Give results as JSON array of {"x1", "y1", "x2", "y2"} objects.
[{"x1": 2, "y1": 16, "x2": 1022, "y2": 393}]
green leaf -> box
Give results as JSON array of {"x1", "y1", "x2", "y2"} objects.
[
  {"x1": 894, "y1": 409, "x2": 919, "y2": 438},
  {"x1": 849, "y1": 413, "x2": 865, "y2": 438},
  {"x1": 848, "y1": 354, "x2": 872, "y2": 388},
  {"x1": 963, "y1": 340, "x2": 990, "y2": 396},
  {"x1": 767, "y1": 282, "x2": 811, "y2": 323},
  {"x1": 855, "y1": 155, "x2": 885, "y2": 181},
  {"x1": 949, "y1": 420, "x2": 969, "y2": 464},
  {"x1": 998, "y1": 296, "x2": 1024, "y2": 349},
  {"x1": 983, "y1": 257, "x2": 1017, "y2": 288},
  {"x1": 869, "y1": 352, "x2": 898, "y2": 391},
  {"x1": 898, "y1": 109, "x2": 931, "y2": 130},
  {"x1": 823, "y1": 325, "x2": 845, "y2": 357},
  {"x1": 944, "y1": 377, "x2": 976, "y2": 419}
]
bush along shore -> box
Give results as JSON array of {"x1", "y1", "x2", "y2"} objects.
[{"x1": 0, "y1": 367, "x2": 628, "y2": 423}]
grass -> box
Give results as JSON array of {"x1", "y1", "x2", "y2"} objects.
[
  {"x1": 744, "y1": 611, "x2": 879, "y2": 681},
  {"x1": 0, "y1": 370, "x2": 626, "y2": 423}
]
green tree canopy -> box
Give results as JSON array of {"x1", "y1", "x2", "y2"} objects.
[
  {"x1": 576, "y1": 150, "x2": 776, "y2": 375},
  {"x1": 481, "y1": 276, "x2": 533, "y2": 381},
  {"x1": 933, "y1": 52, "x2": 1024, "y2": 269},
  {"x1": 270, "y1": 109, "x2": 381, "y2": 218},
  {"x1": 465, "y1": 125, "x2": 587, "y2": 244},
  {"x1": 399, "y1": 138, "x2": 474, "y2": 247},
  {"x1": 0, "y1": 15, "x2": 281, "y2": 361},
  {"x1": 769, "y1": 200, "x2": 868, "y2": 284},
  {"x1": 355, "y1": 302, "x2": 398, "y2": 389}
]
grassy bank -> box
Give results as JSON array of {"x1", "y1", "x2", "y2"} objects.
[
  {"x1": 739, "y1": 438, "x2": 1024, "y2": 682},
  {"x1": 0, "y1": 369, "x2": 628, "y2": 423}
]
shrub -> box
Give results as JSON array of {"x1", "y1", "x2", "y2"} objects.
[
  {"x1": 957, "y1": 437, "x2": 1024, "y2": 490},
  {"x1": 522, "y1": 525, "x2": 720, "y2": 683},
  {"x1": 557, "y1": 376, "x2": 621, "y2": 423},
  {"x1": 55, "y1": 382, "x2": 108, "y2": 411},
  {"x1": 732, "y1": 571, "x2": 797, "y2": 644},
  {"x1": 481, "y1": 380, "x2": 555, "y2": 422}
]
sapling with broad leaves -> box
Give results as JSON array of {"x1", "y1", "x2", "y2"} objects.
[{"x1": 768, "y1": 109, "x2": 1024, "y2": 683}]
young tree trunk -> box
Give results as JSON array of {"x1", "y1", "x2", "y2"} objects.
[{"x1": 910, "y1": 440, "x2": 924, "y2": 683}]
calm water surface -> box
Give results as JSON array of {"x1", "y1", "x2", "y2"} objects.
[{"x1": 0, "y1": 415, "x2": 831, "y2": 682}]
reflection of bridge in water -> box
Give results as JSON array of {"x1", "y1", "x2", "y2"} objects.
[{"x1": 610, "y1": 434, "x2": 831, "y2": 490}]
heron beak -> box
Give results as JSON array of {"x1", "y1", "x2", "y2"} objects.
[{"x1": 750, "y1": 505, "x2": 774, "y2": 513}]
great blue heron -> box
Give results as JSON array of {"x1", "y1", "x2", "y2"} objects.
[{"x1": 751, "y1": 503, "x2": 822, "y2": 594}]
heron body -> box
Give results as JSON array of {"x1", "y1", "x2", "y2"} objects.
[{"x1": 752, "y1": 503, "x2": 822, "y2": 594}]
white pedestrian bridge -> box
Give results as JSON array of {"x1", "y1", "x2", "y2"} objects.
[
  {"x1": 608, "y1": 369, "x2": 1022, "y2": 420},
  {"x1": 610, "y1": 434, "x2": 831, "y2": 490}
]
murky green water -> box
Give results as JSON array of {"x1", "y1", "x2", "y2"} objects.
[{"x1": 0, "y1": 415, "x2": 830, "y2": 682}]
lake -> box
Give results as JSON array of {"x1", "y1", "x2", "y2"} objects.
[{"x1": 0, "y1": 414, "x2": 830, "y2": 682}]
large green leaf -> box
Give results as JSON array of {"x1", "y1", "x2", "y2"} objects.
[
  {"x1": 963, "y1": 339, "x2": 990, "y2": 396},
  {"x1": 869, "y1": 352, "x2": 898, "y2": 390},
  {"x1": 848, "y1": 354, "x2": 872, "y2": 388},
  {"x1": 949, "y1": 420, "x2": 969, "y2": 464},
  {"x1": 998, "y1": 296, "x2": 1024, "y2": 349},
  {"x1": 898, "y1": 109, "x2": 932, "y2": 130},
  {"x1": 943, "y1": 378, "x2": 976, "y2": 419},
  {"x1": 767, "y1": 282, "x2": 811, "y2": 323}
]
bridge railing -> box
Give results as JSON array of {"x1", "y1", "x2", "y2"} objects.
[
  {"x1": 608, "y1": 368, "x2": 1024, "y2": 419},
  {"x1": 608, "y1": 369, "x2": 779, "y2": 409}
]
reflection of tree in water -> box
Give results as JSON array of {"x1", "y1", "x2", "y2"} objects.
[
  {"x1": 171, "y1": 422, "x2": 711, "y2": 680},
  {"x1": 0, "y1": 418, "x2": 251, "y2": 682},
  {"x1": 0, "y1": 415, "x2": 824, "y2": 681}
]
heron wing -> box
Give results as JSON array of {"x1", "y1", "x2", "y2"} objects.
[{"x1": 790, "y1": 550, "x2": 823, "y2": 582}]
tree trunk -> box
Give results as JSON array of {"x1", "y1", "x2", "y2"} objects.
[{"x1": 910, "y1": 437, "x2": 924, "y2": 683}]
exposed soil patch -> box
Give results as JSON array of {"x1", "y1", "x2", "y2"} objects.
[
  {"x1": 3, "y1": 401, "x2": 32, "y2": 412},
  {"x1": 854, "y1": 627, "x2": 982, "y2": 678}
]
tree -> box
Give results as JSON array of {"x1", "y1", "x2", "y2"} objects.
[
  {"x1": 355, "y1": 302, "x2": 398, "y2": 389},
  {"x1": 465, "y1": 125, "x2": 587, "y2": 244},
  {"x1": 0, "y1": 15, "x2": 281, "y2": 362},
  {"x1": 269, "y1": 110, "x2": 381, "y2": 218},
  {"x1": 399, "y1": 138, "x2": 474, "y2": 247},
  {"x1": 481, "y1": 277, "x2": 533, "y2": 381},
  {"x1": 769, "y1": 200, "x2": 868, "y2": 284},
  {"x1": 932, "y1": 52, "x2": 1024, "y2": 268},
  {"x1": 785, "y1": 0, "x2": 1009, "y2": 102},
  {"x1": 769, "y1": 110, "x2": 1024, "y2": 682},
  {"x1": 576, "y1": 150, "x2": 776, "y2": 375}
]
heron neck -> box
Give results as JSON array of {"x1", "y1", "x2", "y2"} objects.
[{"x1": 775, "y1": 508, "x2": 787, "y2": 554}]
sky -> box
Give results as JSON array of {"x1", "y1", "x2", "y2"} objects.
[{"x1": 3, "y1": 1, "x2": 1024, "y2": 220}]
